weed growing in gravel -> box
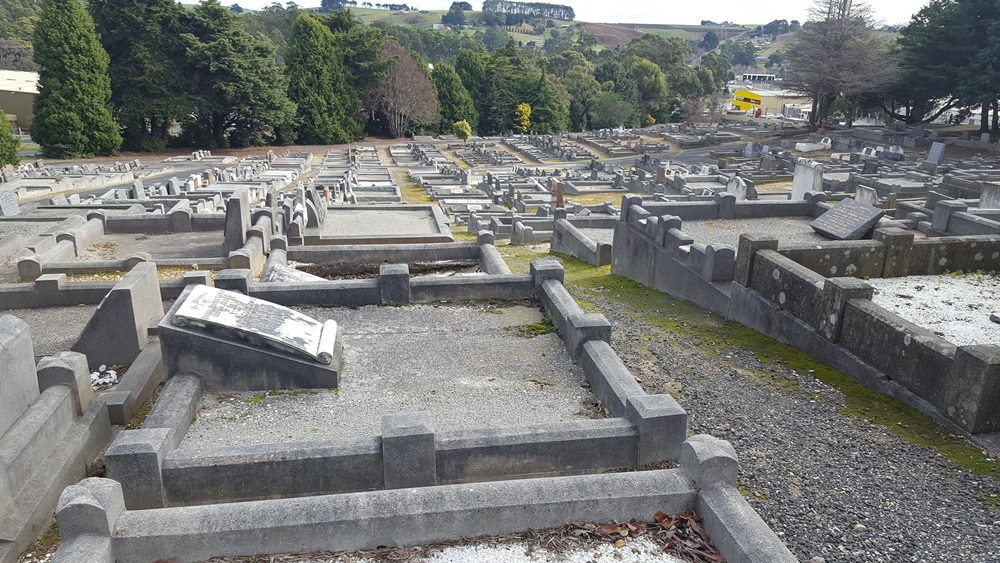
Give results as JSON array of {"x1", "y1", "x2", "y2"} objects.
[
  {"x1": 245, "y1": 394, "x2": 265, "y2": 404},
  {"x1": 516, "y1": 318, "x2": 556, "y2": 338}
]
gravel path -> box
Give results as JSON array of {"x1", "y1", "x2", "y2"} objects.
[
  {"x1": 573, "y1": 283, "x2": 1000, "y2": 562},
  {"x1": 181, "y1": 304, "x2": 594, "y2": 449},
  {"x1": 868, "y1": 273, "x2": 1000, "y2": 346}
]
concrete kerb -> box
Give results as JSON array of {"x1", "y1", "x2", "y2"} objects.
[{"x1": 54, "y1": 432, "x2": 794, "y2": 563}]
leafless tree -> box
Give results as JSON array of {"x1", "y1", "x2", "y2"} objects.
[
  {"x1": 785, "y1": 0, "x2": 898, "y2": 129},
  {"x1": 373, "y1": 41, "x2": 439, "y2": 138}
]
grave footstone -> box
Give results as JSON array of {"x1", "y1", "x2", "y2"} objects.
[
  {"x1": 159, "y1": 284, "x2": 343, "y2": 390},
  {"x1": 854, "y1": 185, "x2": 878, "y2": 206},
  {"x1": 810, "y1": 199, "x2": 886, "y2": 240}
]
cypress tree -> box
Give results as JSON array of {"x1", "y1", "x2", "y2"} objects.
[
  {"x1": 32, "y1": 0, "x2": 121, "y2": 158},
  {"x1": 285, "y1": 14, "x2": 361, "y2": 144},
  {"x1": 431, "y1": 63, "x2": 477, "y2": 135},
  {"x1": 0, "y1": 115, "x2": 19, "y2": 166}
]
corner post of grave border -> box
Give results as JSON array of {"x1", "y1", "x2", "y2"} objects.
[
  {"x1": 55, "y1": 477, "x2": 125, "y2": 547},
  {"x1": 733, "y1": 234, "x2": 779, "y2": 287},
  {"x1": 530, "y1": 259, "x2": 564, "y2": 299},
  {"x1": 820, "y1": 277, "x2": 874, "y2": 342},
  {"x1": 944, "y1": 345, "x2": 1000, "y2": 434},
  {"x1": 379, "y1": 263, "x2": 411, "y2": 306},
  {"x1": 381, "y1": 412, "x2": 436, "y2": 489},
  {"x1": 873, "y1": 227, "x2": 914, "y2": 278},
  {"x1": 103, "y1": 428, "x2": 173, "y2": 509}
]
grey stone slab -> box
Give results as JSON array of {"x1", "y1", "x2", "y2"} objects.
[
  {"x1": 926, "y1": 142, "x2": 946, "y2": 165},
  {"x1": 0, "y1": 315, "x2": 40, "y2": 436},
  {"x1": 810, "y1": 199, "x2": 885, "y2": 240},
  {"x1": 71, "y1": 262, "x2": 163, "y2": 368}
]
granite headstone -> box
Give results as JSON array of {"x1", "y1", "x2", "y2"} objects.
[{"x1": 810, "y1": 199, "x2": 885, "y2": 240}]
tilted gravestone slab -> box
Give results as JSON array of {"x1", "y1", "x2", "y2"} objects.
[
  {"x1": 926, "y1": 142, "x2": 946, "y2": 165},
  {"x1": 159, "y1": 284, "x2": 342, "y2": 390},
  {"x1": 980, "y1": 183, "x2": 1000, "y2": 210},
  {"x1": 0, "y1": 188, "x2": 19, "y2": 216},
  {"x1": 810, "y1": 199, "x2": 885, "y2": 240}
]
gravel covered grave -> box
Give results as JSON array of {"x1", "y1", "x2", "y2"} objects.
[
  {"x1": 867, "y1": 272, "x2": 1000, "y2": 346},
  {"x1": 181, "y1": 304, "x2": 596, "y2": 449}
]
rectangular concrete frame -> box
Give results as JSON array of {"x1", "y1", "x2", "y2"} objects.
[
  {"x1": 611, "y1": 200, "x2": 1000, "y2": 438},
  {"x1": 158, "y1": 285, "x2": 343, "y2": 391},
  {"x1": 103, "y1": 260, "x2": 688, "y2": 510}
]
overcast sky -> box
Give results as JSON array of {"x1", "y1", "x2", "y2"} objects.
[{"x1": 258, "y1": 0, "x2": 931, "y2": 27}]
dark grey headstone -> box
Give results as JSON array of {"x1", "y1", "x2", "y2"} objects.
[
  {"x1": 810, "y1": 199, "x2": 886, "y2": 240},
  {"x1": 0, "y1": 188, "x2": 19, "y2": 216},
  {"x1": 862, "y1": 161, "x2": 879, "y2": 175}
]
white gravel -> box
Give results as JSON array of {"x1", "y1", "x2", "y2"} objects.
[
  {"x1": 577, "y1": 228, "x2": 615, "y2": 245},
  {"x1": 867, "y1": 272, "x2": 1000, "y2": 346},
  {"x1": 373, "y1": 538, "x2": 681, "y2": 562},
  {"x1": 679, "y1": 217, "x2": 826, "y2": 247},
  {"x1": 181, "y1": 304, "x2": 596, "y2": 449}
]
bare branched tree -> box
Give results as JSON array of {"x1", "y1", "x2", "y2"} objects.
[
  {"x1": 373, "y1": 41, "x2": 438, "y2": 138},
  {"x1": 785, "y1": 0, "x2": 898, "y2": 129}
]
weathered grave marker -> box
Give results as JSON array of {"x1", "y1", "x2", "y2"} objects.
[
  {"x1": 0, "y1": 188, "x2": 19, "y2": 216},
  {"x1": 810, "y1": 199, "x2": 885, "y2": 240}
]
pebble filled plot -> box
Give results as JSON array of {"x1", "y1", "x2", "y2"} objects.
[
  {"x1": 679, "y1": 217, "x2": 826, "y2": 248},
  {"x1": 868, "y1": 272, "x2": 1000, "y2": 346},
  {"x1": 181, "y1": 304, "x2": 595, "y2": 450}
]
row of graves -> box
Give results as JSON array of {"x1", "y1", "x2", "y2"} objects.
[
  {"x1": 567, "y1": 129, "x2": 656, "y2": 158},
  {"x1": 657, "y1": 123, "x2": 744, "y2": 149},
  {"x1": 0, "y1": 147, "x2": 796, "y2": 562},
  {"x1": 163, "y1": 149, "x2": 238, "y2": 164},
  {"x1": 312, "y1": 146, "x2": 401, "y2": 205},
  {"x1": 0, "y1": 159, "x2": 172, "y2": 218},
  {"x1": 850, "y1": 119, "x2": 999, "y2": 152},
  {"x1": 450, "y1": 139, "x2": 525, "y2": 167},
  {"x1": 717, "y1": 119, "x2": 807, "y2": 140},
  {"x1": 604, "y1": 144, "x2": 1000, "y2": 451},
  {"x1": 501, "y1": 134, "x2": 598, "y2": 163}
]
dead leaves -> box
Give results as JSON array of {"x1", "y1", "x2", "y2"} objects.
[{"x1": 570, "y1": 511, "x2": 725, "y2": 563}]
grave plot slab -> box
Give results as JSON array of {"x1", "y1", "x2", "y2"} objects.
[
  {"x1": 159, "y1": 285, "x2": 343, "y2": 392},
  {"x1": 74, "y1": 232, "x2": 225, "y2": 261},
  {"x1": 867, "y1": 273, "x2": 1000, "y2": 346},
  {"x1": 180, "y1": 303, "x2": 591, "y2": 449},
  {"x1": 678, "y1": 217, "x2": 825, "y2": 248},
  {"x1": 810, "y1": 199, "x2": 885, "y2": 240},
  {"x1": 311, "y1": 206, "x2": 453, "y2": 245},
  {"x1": 0, "y1": 305, "x2": 98, "y2": 357}
]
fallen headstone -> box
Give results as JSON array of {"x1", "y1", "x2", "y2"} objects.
[{"x1": 810, "y1": 199, "x2": 885, "y2": 240}]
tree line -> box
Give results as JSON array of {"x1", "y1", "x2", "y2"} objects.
[{"x1": 27, "y1": 0, "x2": 736, "y2": 157}]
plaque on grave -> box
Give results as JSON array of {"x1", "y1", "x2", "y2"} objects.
[
  {"x1": 810, "y1": 199, "x2": 885, "y2": 240},
  {"x1": 0, "y1": 188, "x2": 19, "y2": 216},
  {"x1": 160, "y1": 285, "x2": 343, "y2": 390}
]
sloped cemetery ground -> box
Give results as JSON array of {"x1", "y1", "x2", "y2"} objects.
[
  {"x1": 182, "y1": 303, "x2": 598, "y2": 449},
  {"x1": 496, "y1": 244, "x2": 1000, "y2": 563}
]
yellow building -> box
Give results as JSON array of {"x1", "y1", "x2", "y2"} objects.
[
  {"x1": 0, "y1": 70, "x2": 38, "y2": 131},
  {"x1": 731, "y1": 87, "x2": 810, "y2": 117}
]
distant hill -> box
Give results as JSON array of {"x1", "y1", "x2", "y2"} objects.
[{"x1": 581, "y1": 22, "x2": 747, "y2": 48}]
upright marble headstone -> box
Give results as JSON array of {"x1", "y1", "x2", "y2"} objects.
[
  {"x1": 792, "y1": 159, "x2": 824, "y2": 201},
  {"x1": 0, "y1": 188, "x2": 19, "y2": 216},
  {"x1": 926, "y1": 142, "x2": 946, "y2": 165},
  {"x1": 0, "y1": 315, "x2": 40, "y2": 437},
  {"x1": 726, "y1": 176, "x2": 748, "y2": 201},
  {"x1": 854, "y1": 185, "x2": 878, "y2": 206},
  {"x1": 159, "y1": 284, "x2": 343, "y2": 390},
  {"x1": 810, "y1": 199, "x2": 885, "y2": 240}
]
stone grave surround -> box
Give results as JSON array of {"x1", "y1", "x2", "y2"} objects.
[{"x1": 60, "y1": 260, "x2": 794, "y2": 563}]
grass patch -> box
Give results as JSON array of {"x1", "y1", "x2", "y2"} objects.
[
  {"x1": 393, "y1": 170, "x2": 434, "y2": 205},
  {"x1": 245, "y1": 394, "x2": 265, "y2": 404},
  {"x1": 529, "y1": 377, "x2": 554, "y2": 387},
  {"x1": 516, "y1": 317, "x2": 556, "y2": 338},
  {"x1": 451, "y1": 230, "x2": 478, "y2": 242}
]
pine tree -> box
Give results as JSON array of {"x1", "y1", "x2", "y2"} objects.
[
  {"x1": 0, "y1": 115, "x2": 19, "y2": 165},
  {"x1": 181, "y1": 0, "x2": 296, "y2": 147},
  {"x1": 431, "y1": 63, "x2": 477, "y2": 134},
  {"x1": 32, "y1": 0, "x2": 121, "y2": 158},
  {"x1": 90, "y1": 0, "x2": 188, "y2": 150},
  {"x1": 286, "y1": 14, "x2": 361, "y2": 144}
]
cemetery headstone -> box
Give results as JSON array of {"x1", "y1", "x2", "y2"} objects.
[
  {"x1": 726, "y1": 176, "x2": 748, "y2": 201},
  {"x1": 792, "y1": 159, "x2": 824, "y2": 201},
  {"x1": 810, "y1": 199, "x2": 885, "y2": 240},
  {"x1": 0, "y1": 188, "x2": 20, "y2": 216},
  {"x1": 159, "y1": 284, "x2": 343, "y2": 390},
  {"x1": 854, "y1": 185, "x2": 878, "y2": 206},
  {"x1": 926, "y1": 142, "x2": 946, "y2": 165},
  {"x1": 979, "y1": 183, "x2": 1000, "y2": 209}
]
